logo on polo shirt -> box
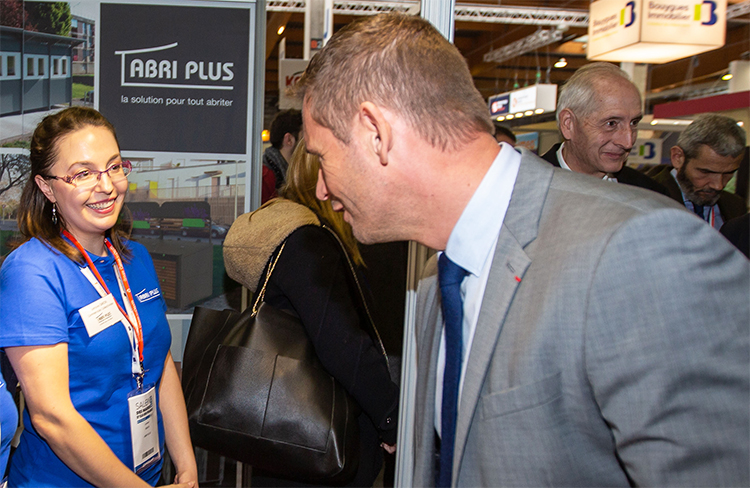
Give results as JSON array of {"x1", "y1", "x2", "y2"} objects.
[{"x1": 136, "y1": 287, "x2": 161, "y2": 303}]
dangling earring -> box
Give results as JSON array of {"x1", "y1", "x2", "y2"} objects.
[{"x1": 51, "y1": 203, "x2": 58, "y2": 225}]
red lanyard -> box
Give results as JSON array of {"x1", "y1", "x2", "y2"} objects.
[{"x1": 62, "y1": 230, "x2": 145, "y2": 368}]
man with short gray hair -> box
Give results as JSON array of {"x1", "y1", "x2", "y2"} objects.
[
  {"x1": 646, "y1": 114, "x2": 747, "y2": 227},
  {"x1": 541, "y1": 62, "x2": 668, "y2": 196}
]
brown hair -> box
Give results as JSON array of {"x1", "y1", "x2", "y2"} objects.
[
  {"x1": 280, "y1": 139, "x2": 364, "y2": 266},
  {"x1": 292, "y1": 13, "x2": 493, "y2": 152},
  {"x1": 18, "y1": 106, "x2": 131, "y2": 263}
]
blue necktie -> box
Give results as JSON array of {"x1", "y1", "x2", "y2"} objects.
[
  {"x1": 692, "y1": 203, "x2": 706, "y2": 221},
  {"x1": 437, "y1": 253, "x2": 468, "y2": 488}
]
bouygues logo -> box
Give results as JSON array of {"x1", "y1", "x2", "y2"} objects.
[
  {"x1": 647, "y1": 1, "x2": 719, "y2": 25},
  {"x1": 694, "y1": 1, "x2": 718, "y2": 25},
  {"x1": 620, "y1": 1, "x2": 636, "y2": 27},
  {"x1": 115, "y1": 43, "x2": 235, "y2": 91}
]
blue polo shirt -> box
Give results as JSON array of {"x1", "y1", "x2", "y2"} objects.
[
  {"x1": 0, "y1": 369, "x2": 17, "y2": 480},
  {"x1": 0, "y1": 238, "x2": 171, "y2": 487}
]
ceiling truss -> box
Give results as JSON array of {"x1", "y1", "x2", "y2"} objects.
[
  {"x1": 728, "y1": 1, "x2": 750, "y2": 19},
  {"x1": 266, "y1": 0, "x2": 748, "y2": 25},
  {"x1": 267, "y1": 1, "x2": 590, "y2": 27},
  {"x1": 483, "y1": 29, "x2": 564, "y2": 64}
]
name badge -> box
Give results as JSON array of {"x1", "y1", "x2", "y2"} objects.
[
  {"x1": 79, "y1": 294, "x2": 126, "y2": 337},
  {"x1": 128, "y1": 384, "x2": 161, "y2": 474}
]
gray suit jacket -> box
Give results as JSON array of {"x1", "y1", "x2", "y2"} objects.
[{"x1": 413, "y1": 150, "x2": 750, "y2": 487}]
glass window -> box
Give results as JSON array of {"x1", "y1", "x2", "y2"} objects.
[
  {"x1": 61, "y1": 58, "x2": 68, "y2": 76},
  {"x1": 26, "y1": 57, "x2": 34, "y2": 77},
  {"x1": 38, "y1": 58, "x2": 45, "y2": 76},
  {"x1": 7, "y1": 56, "x2": 15, "y2": 76},
  {"x1": 52, "y1": 58, "x2": 59, "y2": 76}
]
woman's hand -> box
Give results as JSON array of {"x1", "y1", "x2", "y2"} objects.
[
  {"x1": 163, "y1": 481, "x2": 196, "y2": 488},
  {"x1": 381, "y1": 442, "x2": 397, "y2": 454}
]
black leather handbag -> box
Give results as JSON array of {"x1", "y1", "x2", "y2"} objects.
[{"x1": 181, "y1": 240, "x2": 361, "y2": 484}]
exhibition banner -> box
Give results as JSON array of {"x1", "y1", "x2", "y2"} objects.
[
  {"x1": 278, "y1": 59, "x2": 309, "y2": 110},
  {"x1": 99, "y1": 2, "x2": 252, "y2": 154}
]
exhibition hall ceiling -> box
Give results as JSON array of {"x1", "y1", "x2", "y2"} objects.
[{"x1": 264, "y1": 0, "x2": 750, "y2": 115}]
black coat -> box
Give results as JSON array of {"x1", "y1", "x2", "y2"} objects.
[
  {"x1": 646, "y1": 164, "x2": 748, "y2": 223},
  {"x1": 541, "y1": 143, "x2": 671, "y2": 197},
  {"x1": 253, "y1": 225, "x2": 399, "y2": 487}
]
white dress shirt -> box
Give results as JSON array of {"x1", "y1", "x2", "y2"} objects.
[
  {"x1": 435, "y1": 142, "x2": 521, "y2": 436},
  {"x1": 557, "y1": 142, "x2": 618, "y2": 183}
]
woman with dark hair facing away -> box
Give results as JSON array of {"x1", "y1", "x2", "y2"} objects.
[
  {"x1": 0, "y1": 107, "x2": 197, "y2": 487},
  {"x1": 224, "y1": 140, "x2": 399, "y2": 487}
]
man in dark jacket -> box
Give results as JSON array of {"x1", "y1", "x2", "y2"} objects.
[
  {"x1": 540, "y1": 62, "x2": 668, "y2": 197},
  {"x1": 262, "y1": 109, "x2": 302, "y2": 203},
  {"x1": 645, "y1": 114, "x2": 747, "y2": 229}
]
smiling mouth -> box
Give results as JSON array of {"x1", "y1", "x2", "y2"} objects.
[{"x1": 87, "y1": 200, "x2": 116, "y2": 211}]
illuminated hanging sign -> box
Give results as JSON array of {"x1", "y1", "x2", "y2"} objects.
[
  {"x1": 587, "y1": 0, "x2": 726, "y2": 64},
  {"x1": 489, "y1": 84, "x2": 557, "y2": 121},
  {"x1": 628, "y1": 138, "x2": 663, "y2": 165}
]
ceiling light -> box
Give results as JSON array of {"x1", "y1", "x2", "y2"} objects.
[
  {"x1": 277, "y1": 25, "x2": 285, "y2": 35},
  {"x1": 497, "y1": 116, "x2": 505, "y2": 122},
  {"x1": 644, "y1": 118, "x2": 693, "y2": 128},
  {"x1": 535, "y1": 108, "x2": 545, "y2": 114},
  {"x1": 506, "y1": 114, "x2": 514, "y2": 120},
  {"x1": 554, "y1": 57, "x2": 567, "y2": 68},
  {"x1": 515, "y1": 112, "x2": 524, "y2": 118},
  {"x1": 722, "y1": 73, "x2": 733, "y2": 81},
  {"x1": 262, "y1": 129, "x2": 270, "y2": 142},
  {"x1": 738, "y1": 121, "x2": 745, "y2": 127},
  {"x1": 524, "y1": 110, "x2": 534, "y2": 116}
]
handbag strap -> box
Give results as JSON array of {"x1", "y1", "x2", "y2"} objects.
[
  {"x1": 320, "y1": 225, "x2": 390, "y2": 369},
  {"x1": 251, "y1": 241, "x2": 287, "y2": 315},
  {"x1": 250, "y1": 225, "x2": 390, "y2": 369}
]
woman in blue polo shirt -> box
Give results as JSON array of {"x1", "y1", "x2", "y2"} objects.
[{"x1": 0, "y1": 107, "x2": 197, "y2": 487}]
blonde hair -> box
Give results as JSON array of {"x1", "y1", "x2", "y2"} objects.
[{"x1": 280, "y1": 139, "x2": 364, "y2": 266}]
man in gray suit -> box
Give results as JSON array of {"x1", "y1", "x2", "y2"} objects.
[{"x1": 293, "y1": 13, "x2": 749, "y2": 487}]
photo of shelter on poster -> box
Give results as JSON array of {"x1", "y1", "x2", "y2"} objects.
[{"x1": 99, "y1": 2, "x2": 251, "y2": 154}]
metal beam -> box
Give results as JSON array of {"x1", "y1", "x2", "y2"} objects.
[
  {"x1": 267, "y1": 0, "x2": 305, "y2": 13},
  {"x1": 267, "y1": 1, "x2": 590, "y2": 28},
  {"x1": 267, "y1": 0, "x2": 416, "y2": 14},
  {"x1": 332, "y1": 1, "x2": 419, "y2": 15},
  {"x1": 455, "y1": 5, "x2": 588, "y2": 27},
  {"x1": 267, "y1": 1, "x2": 746, "y2": 27},
  {"x1": 728, "y1": 1, "x2": 750, "y2": 19},
  {"x1": 483, "y1": 29, "x2": 564, "y2": 64}
]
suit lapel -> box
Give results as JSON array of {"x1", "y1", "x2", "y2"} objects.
[
  {"x1": 413, "y1": 263, "x2": 442, "y2": 484},
  {"x1": 452, "y1": 151, "x2": 555, "y2": 483}
]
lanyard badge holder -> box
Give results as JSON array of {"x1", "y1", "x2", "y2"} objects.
[{"x1": 63, "y1": 230, "x2": 161, "y2": 474}]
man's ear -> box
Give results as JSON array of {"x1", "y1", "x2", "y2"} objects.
[
  {"x1": 282, "y1": 132, "x2": 297, "y2": 149},
  {"x1": 357, "y1": 102, "x2": 392, "y2": 166},
  {"x1": 35, "y1": 175, "x2": 56, "y2": 203},
  {"x1": 558, "y1": 108, "x2": 576, "y2": 141},
  {"x1": 670, "y1": 146, "x2": 685, "y2": 170}
]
